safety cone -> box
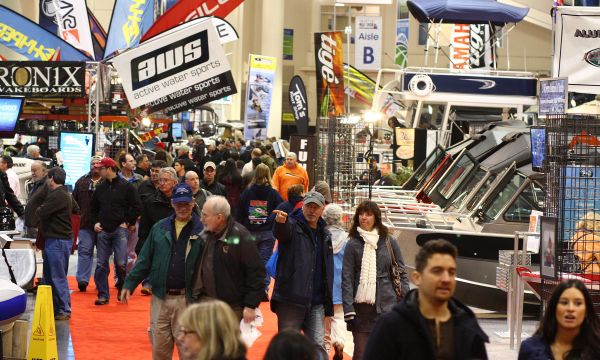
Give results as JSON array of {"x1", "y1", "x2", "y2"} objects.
[{"x1": 27, "y1": 285, "x2": 58, "y2": 360}]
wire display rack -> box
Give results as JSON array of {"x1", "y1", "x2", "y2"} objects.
[{"x1": 543, "y1": 114, "x2": 600, "y2": 313}]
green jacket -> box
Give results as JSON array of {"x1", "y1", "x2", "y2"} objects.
[{"x1": 123, "y1": 212, "x2": 204, "y2": 303}]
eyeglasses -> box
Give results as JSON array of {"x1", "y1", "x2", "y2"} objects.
[
  {"x1": 178, "y1": 327, "x2": 196, "y2": 336},
  {"x1": 158, "y1": 178, "x2": 174, "y2": 183}
]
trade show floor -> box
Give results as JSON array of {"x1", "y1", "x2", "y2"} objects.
[{"x1": 16, "y1": 253, "x2": 539, "y2": 359}]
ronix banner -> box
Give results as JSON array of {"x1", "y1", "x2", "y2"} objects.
[
  {"x1": 0, "y1": 5, "x2": 92, "y2": 61},
  {"x1": 103, "y1": 0, "x2": 154, "y2": 59},
  {"x1": 244, "y1": 54, "x2": 277, "y2": 140},
  {"x1": 314, "y1": 32, "x2": 344, "y2": 117},
  {"x1": 0, "y1": 62, "x2": 85, "y2": 98},
  {"x1": 52, "y1": 0, "x2": 95, "y2": 58},
  {"x1": 553, "y1": 6, "x2": 600, "y2": 93},
  {"x1": 355, "y1": 16, "x2": 382, "y2": 71},
  {"x1": 288, "y1": 75, "x2": 309, "y2": 135},
  {"x1": 141, "y1": 0, "x2": 245, "y2": 41},
  {"x1": 112, "y1": 20, "x2": 236, "y2": 115}
]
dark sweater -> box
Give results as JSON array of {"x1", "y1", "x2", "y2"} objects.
[
  {"x1": 36, "y1": 186, "x2": 79, "y2": 239},
  {"x1": 236, "y1": 184, "x2": 282, "y2": 232},
  {"x1": 91, "y1": 176, "x2": 142, "y2": 232}
]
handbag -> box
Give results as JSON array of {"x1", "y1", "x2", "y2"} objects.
[{"x1": 385, "y1": 237, "x2": 405, "y2": 301}]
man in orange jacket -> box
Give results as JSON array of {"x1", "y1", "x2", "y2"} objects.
[{"x1": 271, "y1": 152, "x2": 309, "y2": 201}]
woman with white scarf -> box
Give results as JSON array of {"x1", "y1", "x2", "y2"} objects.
[{"x1": 342, "y1": 200, "x2": 410, "y2": 360}]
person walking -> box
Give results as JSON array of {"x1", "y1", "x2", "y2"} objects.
[
  {"x1": 363, "y1": 239, "x2": 489, "y2": 360},
  {"x1": 91, "y1": 157, "x2": 142, "y2": 305},
  {"x1": 271, "y1": 191, "x2": 333, "y2": 360},
  {"x1": 342, "y1": 200, "x2": 410, "y2": 359},
  {"x1": 271, "y1": 152, "x2": 309, "y2": 201},
  {"x1": 201, "y1": 162, "x2": 227, "y2": 197},
  {"x1": 121, "y1": 183, "x2": 204, "y2": 360},
  {"x1": 37, "y1": 167, "x2": 79, "y2": 321}
]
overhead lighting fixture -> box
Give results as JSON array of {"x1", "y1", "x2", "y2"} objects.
[
  {"x1": 335, "y1": 2, "x2": 346, "y2": 6},
  {"x1": 141, "y1": 117, "x2": 151, "y2": 127},
  {"x1": 363, "y1": 110, "x2": 383, "y2": 123}
]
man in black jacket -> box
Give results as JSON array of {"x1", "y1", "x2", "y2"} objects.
[
  {"x1": 193, "y1": 195, "x2": 265, "y2": 322},
  {"x1": 363, "y1": 239, "x2": 489, "y2": 360},
  {"x1": 200, "y1": 161, "x2": 227, "y2": 197},
  {"x1": 272, "y1": 191, "x2": 334, "y2": 360},
  {"x1": 37, "y1": 167, "x2": 79, "y2": 321},
  {"x1": 91, "y1": 157, "x2": 142, "y2": 305}
]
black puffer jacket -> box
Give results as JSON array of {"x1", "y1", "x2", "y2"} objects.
[
  {"x1": 363, "y1": 289, "x2": 489, "y2": 360},
  {"x1": 137, "y1": 191, "x2": 173, "y2": 253},
  {"x1": 271, "y1": 209, "x2": 334, "y2": 316},
  {"x1": 342, "y1": 234, "x2": 410, "y2": 332}
]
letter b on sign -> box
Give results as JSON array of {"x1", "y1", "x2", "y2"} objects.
[{"x1": 363, "y1": 47, "x2": 374, "y2": 64}]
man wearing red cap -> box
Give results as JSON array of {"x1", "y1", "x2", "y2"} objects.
[{"x1": 91, "y1": 157, "x2": 142, "y2": 305}]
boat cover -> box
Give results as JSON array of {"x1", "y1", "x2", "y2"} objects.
[{"x1": 407, "y1": 0, "x2": 529, "y2": 25}]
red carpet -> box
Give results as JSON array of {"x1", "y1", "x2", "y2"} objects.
[{"x1": 69, "y1": 274, "x2": 350, "y2": 359}]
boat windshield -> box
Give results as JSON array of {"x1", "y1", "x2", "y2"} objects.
[
  {"x1": 437, "y1": 153, "x2": 477, "y2": 200},
  {"x1": 503, "y1": 180, "x2": 545, "y2": 222},
  {"x1": 450, "y1": 168, "x2": 488, "y2": 210},
  {"x1": 465, "y1": 173, "x2": 498, "y2": 212},
  {"x1": 482, "y1": 173, "x2": 526, "y2": 221},
  {"x1": 414, "y1": 146, "x2": 445, "y2": 183}
]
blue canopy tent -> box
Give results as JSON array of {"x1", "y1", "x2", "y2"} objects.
[{"x1": 407, "y1": 0, "x2": 529, "y2": 26}]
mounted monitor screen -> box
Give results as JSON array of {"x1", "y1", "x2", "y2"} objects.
[
  {"x1": 0, "y1": 96, "x2": 24, "y2": 137},
  {"x1": 530, "y1": 127, "x2": 545, "y2": 171},
  {"x1": 172, "y1": 122, "x2": 183, "y2": 139}
]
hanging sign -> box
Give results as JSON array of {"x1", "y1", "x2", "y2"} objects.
[
  {"x1": 103, "y1": 0, "x2": 154, "y2": 58},
  {"x1": 0, "y1": 61, "x2": 85, "y2": 97},
  {"x1": 314, "y1": 31, "x2": 345, "y2": 117},
  {"x1": 138, "y1": 124, "x2": 169, "y2": 142},
  {"x1": 288, "y1": 75, "x2": 309, "y2": 135},
  {"x1": 355, "y1": 16, "x2": 382, "y2": 71},
  {"x1": 52, "y1": 0, "x2": 95, "y2": 58},
  {"x1": 450, "y1": 24, "x2": 470, "y2": 69},
  {"x1": 112, "y1": 20, "x2": 236, "y2": 115},
  {"x1": 243, "y1": 54, "x2": 277, "y2": 140}
]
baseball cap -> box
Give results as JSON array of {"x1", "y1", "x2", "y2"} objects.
[
  {"x1": 204, "y1": 161, "x2": 216, "y2": 170},
  {"x1": 171, "y1": 183, "x2": 194, "y2": 203},
  {"x1": 303, "y1": 191, "x2": 325, "y2": 207},
  {"x1": 312, "y1": 181, "x2": 332, "y2": 204},
  {"x1": 94, "y1": 157, "x2": 117, "y2": 168}
]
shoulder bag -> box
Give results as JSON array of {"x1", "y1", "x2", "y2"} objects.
[{"x1": 385, "y1": 237, "x2": 405, "y2": 301}]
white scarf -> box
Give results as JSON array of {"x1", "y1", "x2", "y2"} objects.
[{"x1": 355, "y1": 227, "x2": 379, "y2": 304}]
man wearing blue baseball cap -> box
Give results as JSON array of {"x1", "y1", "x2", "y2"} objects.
[{"x1": 121, "y1": 183, "x2": 204, "y2": 359}]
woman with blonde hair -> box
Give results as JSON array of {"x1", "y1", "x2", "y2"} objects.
[
  {"x1": 236, "y1": 163, "x2": 282, "y2": 298},
  {"x1": 573, "y1": 211, "x2": 600, "y2": 275},
  {"x1": 177, "y1": 300, "x2": 247, "y2": 360}
]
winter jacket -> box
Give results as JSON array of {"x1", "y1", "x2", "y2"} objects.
[
  {"x1": 219, "y1": 175, "x2": 243, "y2": 217},
  {"x1": 271, "y1": 208, "x2": 334, "y2": 316},
  {"x1": 73, "y1": 173, "x2": 101, "y2": 230},
  {"x1": 342, "y1": 234, "x2": 410, "y2": 332},
  {"x1": 274, "y1": 195, "x2": 303, "y2": 214},
  {"x1": 91, "y1": 176, "x2": 142, "y2": 233},
  {"x1": 192, "y1": 217, "x2": 266, "y2": 309},
  {"x1": 328, "y1": 225, "x2": 348, "y2": 305},
  {"x1": 201, "y1": 180, "x2": 227, "y2": 197},
  {"x1": 123, "y1": 213, "x2": 204, "y2": 303},
  {"x1": 363, "y1": 289, "x2": 489, "y2": 360},
  {"x1": 138, "y1": 191, "x2": 173, "y2": 253},
  {"x1": 0, "y1": 170, "x2": 23, "y2": 217},
  {"x1": 518, "y1": 335, "x2": 552, "y2": 360},
  {"x1": 37, "y1": 186, "x2": 79, "y2": 239},
  {"x1": 137, "y1": 179, "x2": 158, "y2": 203},
  {"x1": 237, "y1": 184, "x2": 282, "y2": 232}
]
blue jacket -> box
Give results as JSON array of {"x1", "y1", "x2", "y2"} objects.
[
  {"x1": 328, "y1": 225, "x2": 348, "y2": 305},
  {"x1": 237, "y1": 184, "x2": 283, "y2": 232},
  {"x1": 518, "y1": 335, "x2": 553, "y2": 360},
  {"x1": 272, "y1": 208, "x2": 334, "y2": 316}
]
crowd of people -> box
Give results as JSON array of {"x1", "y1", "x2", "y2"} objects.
[{"x1": 3, "y1": 138, "x2": 600, "y2": 360}]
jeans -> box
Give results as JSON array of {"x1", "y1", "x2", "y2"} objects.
[
  {"x1": 42, "y1": 238, "x2": 72, "y2": 315},
  {"x1": 76, "y1": 229, "x2": 96, "y2": 284},
  {"x1": 254, "y1": 230, "x2": 276, "y2": 291},
  {"x1": 276, "y1": 303, "x2": 328, "y2": 360},
  {"x1": 94, "y1": 227, "x2": 128, "y2": 300}
]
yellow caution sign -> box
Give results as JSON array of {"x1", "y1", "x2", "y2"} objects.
[{"x1": 27, "y1": 285, "x2": 58, "y2": 360}]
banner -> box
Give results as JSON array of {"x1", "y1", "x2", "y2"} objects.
[
  {"x1": 469, "y1": 24, "x2": 495, "y2": 69},
  {"x1": 243, "y1": 54, "x2": 276, "y2": 140},
  {"x1": 355, "y1": 16, "x2": 382, "y2": 71},
  {"x1": 343, "y1": 63, "x2": 403, "y2": 118},
  {"x1": 112, "y1": 20, "x2": 236, "y2": 115},
  {"x1": 290, "y1": 135, "x2": 317, "y2": 188},
  {"x1": 103, "y1": 0, "x2": 154, "y2": 59},
  {"x1": 450, "y1": 24, "x2": 470, "y2": 69},
  {"x1": 288, "y1": 75, "x2": 308, "y2": 135},
  {"x1": 0, "y1": 5, "x2": 92, "y2": 61},
  {"x1": 39, "y1": 0, "x2": 58, "y2": 34},
  {"x1": 553, "y1": 7, "x2": 600, "y2": 93},
  {"x1": 314, "y1": 31, "x2": 344, "y2": 117},
  {"x1": 0, "y1": 61, "x2": 85, "y2": 98},
  {"x1": 88, "y1": 8, "x2": 107, "y2": 60},
  {"x1": 141, "y1": 0, "x2": 245, "y2": 42},
  {"x1": 147, "y1": 16, "x2": 239, "y2": 45},
  {"x1": 395, "y1": 19, "x2": 408, "y2": 68},
  {"x1": 52, "y1": 0, "x2": 95, "y2": 59},
  {"x1": 138, "y1": 124, "x2": 169, "y2": 142}
]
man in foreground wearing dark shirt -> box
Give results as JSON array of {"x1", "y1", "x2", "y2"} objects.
[
  {"x1": 91, "y1": 157, "x2": 142, "y2": 305},
  {"x1": 363, "y1": 239, "x2": 488, "y2": 360}
]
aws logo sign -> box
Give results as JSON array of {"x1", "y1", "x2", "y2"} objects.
[
  {"x1": 584, "y1": 48, "x2": 600, "y2": 68},
  {"x1": 130, "y1": 30, "x2": 209, "y2": 90}
]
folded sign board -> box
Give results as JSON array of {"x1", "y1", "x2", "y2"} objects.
[
  {"x1": 0, "y1": 61, "x2": 85, "y2": 98},
  {"x1": 112, "y1": 20, "x2": 236, "y2": 115}
]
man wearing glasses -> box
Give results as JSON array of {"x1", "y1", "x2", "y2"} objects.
[
  {"x1": 90, "y1": 157, "x2": 142, "y2": 306},
  {"x1": 121, "y1": 182, "x2": 204, "y2": 360}
]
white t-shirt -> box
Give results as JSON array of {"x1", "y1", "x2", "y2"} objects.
[
  {"x1": 241, "y1": 161, "x2": 254, "y2": 177},
  {"x1": 6, "y1": 168, "x2": 20, "y2": 199}
]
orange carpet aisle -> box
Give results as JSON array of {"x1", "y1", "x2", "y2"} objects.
[{"x1": 69, "y1": 274, "x2": 350, "y2": 359}]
